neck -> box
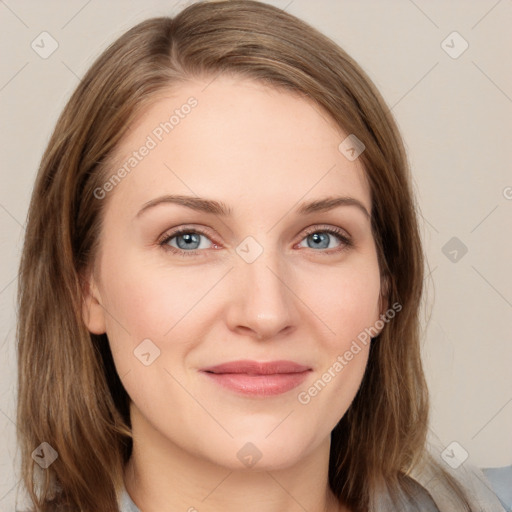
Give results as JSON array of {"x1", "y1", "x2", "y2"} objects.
[{"x1": 123, "y1": 404, "x2": 347, "y2": 512}]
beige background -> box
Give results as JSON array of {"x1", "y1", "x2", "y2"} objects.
[{"x1": 1, "y1": 0, "x2": 511, "y2": 508}]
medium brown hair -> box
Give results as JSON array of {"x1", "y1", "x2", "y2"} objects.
[{"x1": 17, "y1": 1, "x2": 472, "y2": 510}]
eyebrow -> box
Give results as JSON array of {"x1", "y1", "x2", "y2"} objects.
[{"x1": 136, "y1": 194, "x2": 371, "y2": 219}]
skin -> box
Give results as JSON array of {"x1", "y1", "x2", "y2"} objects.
[{"x1": 82, "y1": 75, "x2": 386, "y2": 512}]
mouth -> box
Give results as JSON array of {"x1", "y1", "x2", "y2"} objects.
[{"x1": 199, "y1": 360, "x2": 312, "y2": 397}]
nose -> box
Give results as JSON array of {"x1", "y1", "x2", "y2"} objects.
[{"x1": 225, "y1": 244, "x2": 300, "y2": 341}]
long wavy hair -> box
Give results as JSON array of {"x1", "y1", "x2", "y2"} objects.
[{"x1": 16, "y1": 1, "x2": 473, "y2": 511}]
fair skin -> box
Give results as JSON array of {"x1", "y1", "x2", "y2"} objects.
[{"x1": 83, "y1": 75, "x2": 385, "y2": 512}]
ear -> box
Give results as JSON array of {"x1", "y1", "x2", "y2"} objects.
[
  {"x1": 81, "y1": 270, "x2": 106, "y2": 335},
  {"x1": 379, "y1": 274, "x2": 390, "y2": 316},
  {"x1": 372, "y1": 274, "x2": 390, "y2": 339}
]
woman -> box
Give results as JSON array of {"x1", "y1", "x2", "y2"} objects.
[{"x1": 16, "y1": 1, "x2": 506, "y2": 511}]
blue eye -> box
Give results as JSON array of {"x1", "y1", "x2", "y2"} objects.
[
  {"x1": 298, "y1": 228, "x2": 351, "y2": 251},
  {"x1": 158, "y1": 225, "x2": 352, "y2": 257},
  {"x1": 159, "y1": 229, "x2": 214, "y2": 256}
]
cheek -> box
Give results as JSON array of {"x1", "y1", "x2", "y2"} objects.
[
  {"x1": 330, "y1": 274, "x2": 381, "y2": 347},
  {"x1": 100, "y1": 250, "x2": 217, "y2": 343},
  {"x1": 296, "y1": 256, "x2": 382, "y2": 348},
  {"x1": 296, "y1": 272, "x2": 375, "y2": 425},
  {"x1": 292, "y1": 253, "x2": 380, "y2": 409}
]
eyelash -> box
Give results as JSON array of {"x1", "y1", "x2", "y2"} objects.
[{"x1": 157, "y1": 225, "x2": 353, "y2": 258}]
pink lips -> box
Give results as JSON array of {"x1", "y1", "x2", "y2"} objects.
[{"x1": 200, "y1": 360, "x2": 311, "y2": 397}]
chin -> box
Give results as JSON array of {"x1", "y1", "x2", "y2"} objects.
[{"x1": 202, "y1": 429, "x2": 319, "y2": 472}]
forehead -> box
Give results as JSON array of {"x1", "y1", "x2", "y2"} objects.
[{"x1": 105, "y1": 75, "x2": 371, "y2": 215}]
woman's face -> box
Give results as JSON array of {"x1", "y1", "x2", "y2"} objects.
[{"x1": 83, "y1": 75, "x2": 385, "y2": 470}]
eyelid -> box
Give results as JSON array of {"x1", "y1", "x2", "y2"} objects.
[
  {"x1": 156, "y1": 224, "x2": 217, "y2": 246},
  {"x1": 301, "y1": 224, "x2": 351, "y2": 241}
]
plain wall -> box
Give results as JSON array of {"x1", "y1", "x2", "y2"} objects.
[{"x1": 1, "y1": 0, "x2": 511, "y2": 508}]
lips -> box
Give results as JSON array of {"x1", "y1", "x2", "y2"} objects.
[
  {"x1": 199, "y1": 360, "x2": 312, "y2": 397},
  {"x1": 201, "y1": 360, "x2": 311, "y2": 375}
]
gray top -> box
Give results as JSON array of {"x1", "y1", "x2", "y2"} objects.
[
  {"x1": 117, "y1": 487, "x2": 439, "y2": 512},
  {"x1": 117, "y1": 465, "x2": 511, "y2": 511},
  {"x1": 119, "y1": 487, "x2": 141, "y2": 512}
]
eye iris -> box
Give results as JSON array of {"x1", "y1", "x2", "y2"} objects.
[
  {"x1": 308, "y1": 232, "x2": 330, "y2": 249},
  {"x1": 177, "y1": 232, "x2": 200, "y2": 250}
]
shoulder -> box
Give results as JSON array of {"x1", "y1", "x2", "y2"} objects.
[
  {"x1": 420, "y1": 463, "x2": 509, "y2": 512},
  {"x1": 372, "y1": 477, "x2": 441, "y2": 511},
  {"x1": 118, "y1": 486, "x2": 141, "y2": 512},
  {"x1": 115, "y1": 468, "x2": 511, "y2": 512},
  {"x1": 482, "y1": 465, "x2": 512, "y2": 512}
]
